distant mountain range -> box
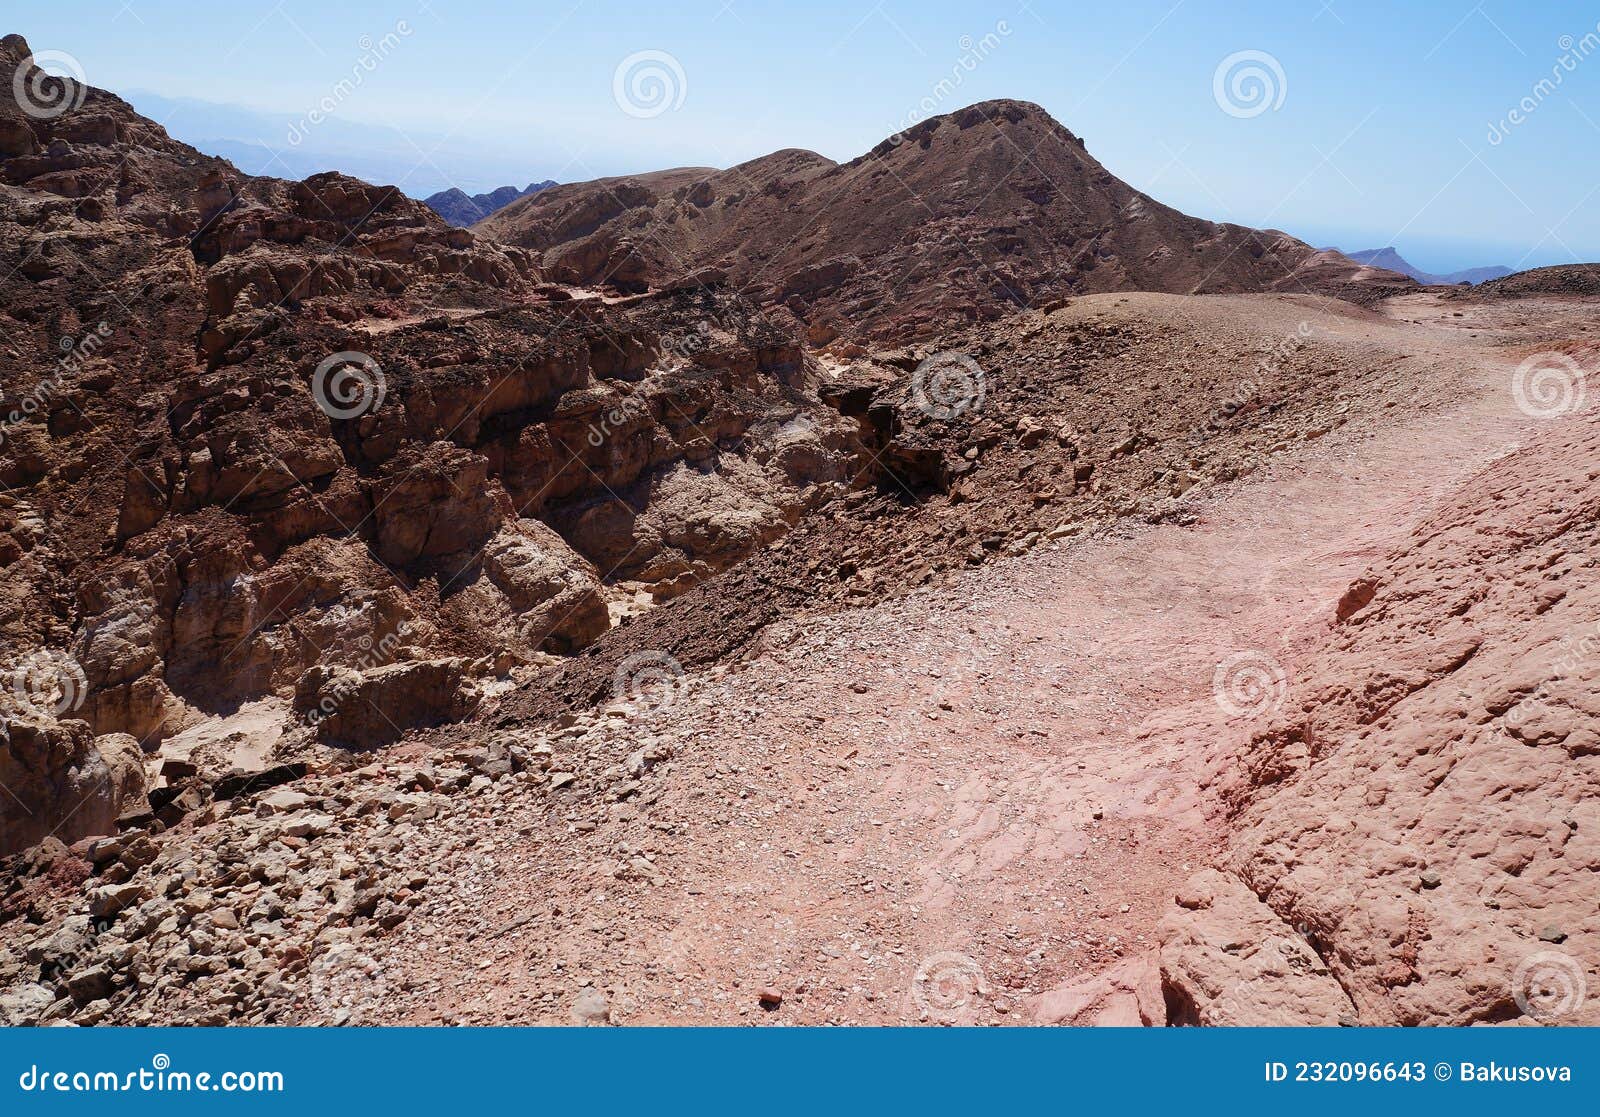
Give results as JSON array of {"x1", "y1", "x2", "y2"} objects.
[
  {"x1": 423, "y1": 182, "x2": 558, "y2": 227},
  {"x1": 1335, "y1": 246, "x2": 1512, "y2": 286},
  {"x1": 120, "y1": 90, "x2": 557, "y2": 199}
]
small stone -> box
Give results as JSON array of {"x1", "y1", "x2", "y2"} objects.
[
  {"x1": 1419, "y1": 870, "x2": 1442, "y2": 890},
  {"x1": 757, "y1": 986, "x2": 784, "y2": 1009},
  {"x1": 84, "y1": 835, "x2": 128, "y2": 867},
  {"x1": 66, "y1": 965, "x2": 114, "y2": 1006},
  {"x1": 88, "y1": 881, "x2": 148, "y2": 920},
  {"x1": 1538, "y1": 925, "x2": 1568, "y2": 944},
  {"x1": 570, "y1": 987, "x2": 609, "y2": 1025},
  {"x1": 257, "y1": 789, "x2": 312, "y2": 815},
  {"x1": 282, "y1": 813, "x2": 333, "y2": 838}
]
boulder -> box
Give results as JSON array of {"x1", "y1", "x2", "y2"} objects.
[
  {"x1": 482, "y1": 521, "x2": 610, "y2": 652},
  {"x1": 1159, "y1": 870, "x2": 1353, "y2": 1026},
  {"x1": 294, "y1": 658, "x2": 477, "y2": 749},
  {"x1": 0, "y1": 714, "x2": 147, "y2": 856}
]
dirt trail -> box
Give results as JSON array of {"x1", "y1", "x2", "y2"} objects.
[{"x1": 379, "y1": 300, "x2": 1550, "y2": 1025}]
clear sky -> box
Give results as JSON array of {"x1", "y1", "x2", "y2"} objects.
[{"x1": 14, "y1": 0, "x2": 1600, "y2": 272}]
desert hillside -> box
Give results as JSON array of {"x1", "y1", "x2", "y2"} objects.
[
  {"x1": 477, "y1": 99, "x2": 1412, "y2": 345},
  {"x1": 0, "y1": 32, "x2": 1595, "y2": 1029}
]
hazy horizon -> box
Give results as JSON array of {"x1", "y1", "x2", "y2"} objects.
[{"x1": 14, "y1": 0, "x2": 1600, "y2": 273}]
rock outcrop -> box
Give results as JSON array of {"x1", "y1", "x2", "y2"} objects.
[
  {"x1": 0, "y1": 707, "x2": 146, "y2": 854},
  {"x1": 0, "y1": 34, "x2": 861, "y2": 850},
  {"x1": 1162, "y1": 412, "x2": 1600, "y2": 1025},
  {"x1": 1470, "y1": 263, "x2": 1600, "y2": 299}
]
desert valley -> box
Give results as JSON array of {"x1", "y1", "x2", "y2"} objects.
[{"x1": 1, "y1": 28, "x2": 1597, "y2": 1029}]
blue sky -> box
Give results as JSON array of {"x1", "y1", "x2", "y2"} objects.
[{"x1": 15, "y1": 0, "x2": 1600, "y2": 272}]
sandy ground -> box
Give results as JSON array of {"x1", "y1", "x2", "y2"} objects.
[{"x1": 365, "y1": 295, "x2": 1559, "y2": 1025}]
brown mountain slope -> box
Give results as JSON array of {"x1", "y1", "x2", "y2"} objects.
[
  {"x1": 1471, "y1": 263, "x2": 1600, "y2": 298},
  {"x1": 0, "y1": 34, "x2": 861, "y2": 853},
  {"x1": 478, "y1": 99, "x2": 1411, "y2": 344}
]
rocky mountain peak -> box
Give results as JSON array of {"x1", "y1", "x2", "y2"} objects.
[
  {"x1": 1, "y1": 33, "x2": 31, "y2": 62},
  {"x1": 480, "y1": 97, "x2": 1409, "y2": 345}
]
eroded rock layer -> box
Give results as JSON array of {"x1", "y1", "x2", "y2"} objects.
[{"x1": 0, "y1": 34, "x2": 860, "y2": 850}]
